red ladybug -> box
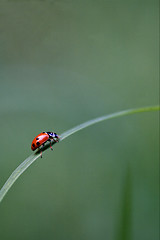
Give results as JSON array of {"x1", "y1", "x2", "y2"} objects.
[{"x1": 31, "y1": 132, "x2": 59, "y2": 157}]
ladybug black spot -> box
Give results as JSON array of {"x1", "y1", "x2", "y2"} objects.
[
  {"x1": 36, "y1": 142, "x2": 40, "y2": 146},
  {"x1": 32, "y1": 143, "x2": 35, "y2": 147},
  {"x1": 36, "y1": 137, "x2": 39, "y2": 140}
]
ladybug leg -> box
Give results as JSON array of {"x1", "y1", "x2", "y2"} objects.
[
  {"x1": 48, "y1": 139, "x2": 53, "y2": 151},
  {"x1": 54, "y1": 137, "x2": 59, "y2": 143},
  {"x1": 40, "y1": 143, "x2": 46, "y2": 157},
  {"x1": 38, "y1": 148, "x2": 43, "y2": 158}
]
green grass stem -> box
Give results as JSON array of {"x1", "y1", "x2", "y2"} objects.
[{"x1": 0, "y1": 105, "x2": 159, "y2": 203}]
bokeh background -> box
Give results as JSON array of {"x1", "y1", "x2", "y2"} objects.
[{"x1": 0, "y1": 0, "x2": 159, "y2": 240}]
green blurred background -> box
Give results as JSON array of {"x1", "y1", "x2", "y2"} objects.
[{"x1": 0, "y1": 0, "x2": 159, "y2": 240}]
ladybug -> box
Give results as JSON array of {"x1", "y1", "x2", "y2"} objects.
[{"x1": 31, "y1": 132, "x2": 59, "y2": 157}]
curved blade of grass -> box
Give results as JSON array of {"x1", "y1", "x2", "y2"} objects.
[{"x1": 0, "y1": 105, "x2": 159, "y2": 203}]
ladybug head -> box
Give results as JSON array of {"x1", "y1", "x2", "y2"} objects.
[{"x1": 47, "y1": 132, "x2": 59, "y2": 140}]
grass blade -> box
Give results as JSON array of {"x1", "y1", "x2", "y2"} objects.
[
  {"x1": 116, "y1": 166, "x2": 132, "y2": 240},
  {"x1": 60, "y1": 105, "x2": 159, "y2": 140},
  {"x1": 0, "y1": 105, "x2": 159, "y2": 203}
]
